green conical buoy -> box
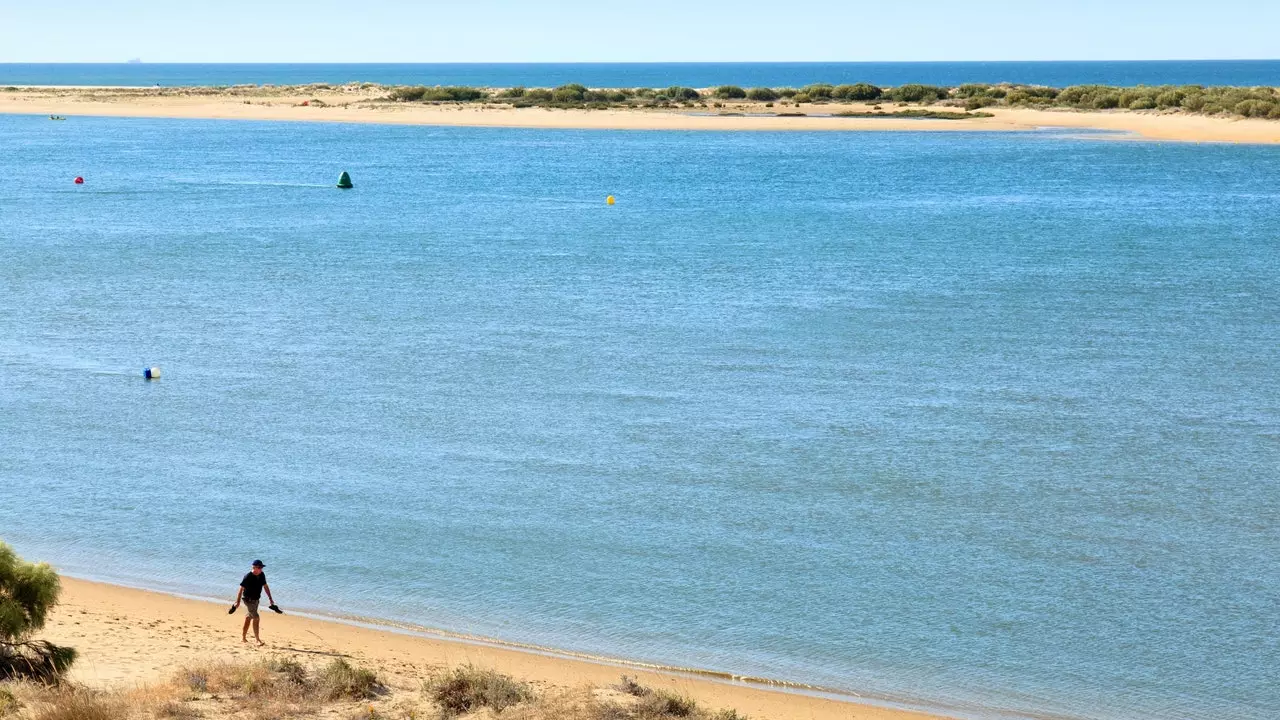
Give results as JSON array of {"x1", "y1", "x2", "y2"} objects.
[{"x1": 337, "y1": 171, "x2": 353, "y2": 189}]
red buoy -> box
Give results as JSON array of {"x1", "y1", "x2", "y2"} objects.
[{"x1": 74, "y1": 176, "x2": 84, "y2": 184}]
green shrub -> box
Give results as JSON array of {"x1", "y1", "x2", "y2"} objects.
[
  {"x1": 1155, "y1": 90, "x2": 1185, "y2": 108},
  {"x1": 833, "y1": 82, "x2": 882, "y2": 100},
  {"x1": 885, "y1": 83, "x2": 947, "y2": 102},
  {"x1": 965, "y1": 96, "x2": 996, "y2": 110},
  {"x1": 498, "y1": 86, "x2": 526, "y2": 98},
  {"x1": 1093, "y1": 93, "x2": 1121, "y2": 109},
  {"x1": 776, "y1": 87, "x2": 798, "y2": 98},
  {"x1": 552, "y1": 83, "x2": 588, "y2": 102},
  {"x1": 388, "y1": 86, "x2": 427, "y2": 102},
  {"x1": 664, "y1": 86, "x2": 700, "y2": 100},
  {"x1": 791, "y1": 92, "x2": 811, "y2": 103},
  {"x1": 954, "y1": 83, "x2": 991, "y2": 98},
  {"x1": 524, "y1": 88, "x2": 553, "y2": 101},
  {"x1": 1180, "y1": 93, "x2": 1207, "y2": 111},
  {"x1": 713, "y1": 85, "x2": 746, "y2": 99},
  {"x1": 745, "y1": 87, "x2": 777, "y2": 101},
  {"x1": 1128, "y1": 96, "x2": 1157, "y2": 110},
  {"x1": 425, "y1": 666, "x2": 532, "y2": 717},
  {"x1": 1235, "y1": 99, "x2": 1277, "y2": 117},
  {"x1": 315, "y1": 658, "x2": 380, "y2": 700},
  {"x1": 417, "y1": 86, "x2": 486, "y2": 102},
  {"x1": 800, "y1": 83, "x2": 834, "y2": 99}
]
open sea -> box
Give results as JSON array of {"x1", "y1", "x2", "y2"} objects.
[
  {"x1": 2, "y1": 60, "x2": 1279, "y2": 88},
  {"x1": 0, "y1": 108, "x2": 1278, "y2": 720}
]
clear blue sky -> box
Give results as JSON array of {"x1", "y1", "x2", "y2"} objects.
[{"x1": 1, "y1": 0, "x2": 1276, "y2": 63}]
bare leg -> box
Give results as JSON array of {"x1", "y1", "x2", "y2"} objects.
[
  {"x1": 241, "y1": 616, "x2": 251, "y2": 642},
  {"x1": 252, "y1": 616, "x2": 263, "y2": 645}
]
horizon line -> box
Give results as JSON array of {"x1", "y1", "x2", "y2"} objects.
[{"x1": 3, "y1": 58, "x2": 1280, "y2": 65}]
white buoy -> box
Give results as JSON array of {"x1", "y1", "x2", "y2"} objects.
[{"x1": 143, "y1": 367, "x2": 161, "y2": 380}]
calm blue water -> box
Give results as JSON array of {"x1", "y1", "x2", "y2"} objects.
[
  {"x1": 2, "y1": 61, "x2": 1279, "y2": 88},
  {"x1": 1, "y1": 115, "x2": 1278, "y2": 720}
]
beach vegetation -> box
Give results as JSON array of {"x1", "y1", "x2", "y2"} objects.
[
  {"x1": 834, "y1": 109, "x2": 993, "y2": 119},
  {"x1": 424, "y1": 665, "x2": 532, "y2": 716},
  {"x1": 713, "y1": 85, "x2": 747, "y2": 99},
  {"x1": 791, "y1": 92, "x2": 811, "y2": 103},
  {"x1": 315, "y1": 658, "x2": 381, "y2": 700},
  {"x1": 745, "y1": 87, "x2": 777, "y2": 101},
  {"x1": 800, "y1": 83, "x2": 835, "y2": 99},
  {"x1": 833, "y1": 83, "x2": 882, "y2": 100},
  {"x1": 30, "y1": 689, "x2": 122, "y2": 720},
  {"x1": 0, "y1": 543, "x2": 76, "y2": 683},
  {"x1": 594, "y1": 677, "x2": 736, "y2": 720},
  {"x1": 664, "y1": 86, "x2": 700, "y2": 101},
  {"x1": 883, "y1": 83, "x2": 948, "y2": 102},
  {"x1": 775, "y1": 88, "x2": 798, "y2": 98},
  {"x1": 953, "y1": 83, "x2": 991, "y2": 98},
  {"x1": 388, "y1": 86, "x2": 487, "y2": 102},
  {"x1": 498, "y1": 86, "x2": 526, "y2": 98},
  {"x1": 0, "y1": 662, "x2": 762, "y2": 720}
]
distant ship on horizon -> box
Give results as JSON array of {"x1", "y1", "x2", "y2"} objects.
[{"x1": 126, "y1": 58, "x2": 142, "y2": 64}]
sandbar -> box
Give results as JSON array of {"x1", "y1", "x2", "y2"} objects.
[{"x1": 2, "y1": 85, "x2": 1278, "y2": 143}]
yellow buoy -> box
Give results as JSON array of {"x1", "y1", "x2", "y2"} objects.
[{"x1": 606, "y1": 195, "x2": 616, "y2": 205}]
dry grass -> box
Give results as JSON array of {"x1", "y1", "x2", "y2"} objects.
[
  {"x1": 423, "y1": 666, "x2": 532, "y2": 717},
  {"x1": 2, "y1": 664, "x2": 751, "y2": 720},
  {"x1": 29, "y1": 690, "x2": 124, "y2": 720}
]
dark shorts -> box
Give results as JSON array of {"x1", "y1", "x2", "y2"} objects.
[{"x1": 243, "y1": 598, "x2": 260, "y2": 619}]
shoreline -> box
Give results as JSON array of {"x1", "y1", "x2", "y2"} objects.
[
  {"x1": 3, "y1": 86, "x2": 1279, "y2": 142},
  {"x1": 47, "y1": 576, "x2": 957, "y2": 720}
]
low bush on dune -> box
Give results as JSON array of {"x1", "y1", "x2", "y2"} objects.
[
  {"x1": 388, "y1": 85, "x2": 487, "y2": 102},
  {"x1": 832, "y1": 82, "x2": 882, "y2": 101},
  {"x1": 424, "y1": 665, "x2": 532, "y2": 717},
  {"x1": 713, "y1": 85, "x2": 746, "y2": 99},
  {"x1": 882, "y1": 83, "x2": 949, "y2": 102},
  {"x1": 596, "y1": 677, "x2": 744, "y2": 720},
  {"x1": 180, "y1": 657, "x2": 379, "y2": 704},
  {"x1": 800, "y1": 83, "x2": 835, "y2": 99},
  {"x1": 316, "y1": 658, "x2": 381, "y2": 700},
  {"x1": 664, "y1": 86, "x2": 700, "y2": 101}
]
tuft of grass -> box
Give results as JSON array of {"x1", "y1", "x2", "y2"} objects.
[
  {"x1": 0, "y1": 688, "x2": 20, "y2": 716},
  {"x1": 424, "y1": 665, "x2": 532, "y2": 717},
  {"x1": 154, "y1": 700, "x2": 201, "y2": 720},
  {"x1": 615, "y1": 676, "x2": 649, "y2": 697},
  {"x1": 316, "y1": 658, "x2": 381, "y2": 701},
  {"x1": 32, "y1": 690, "x2": 123, "y2": 720},
  {"x1": 266, "y1": 658, "x2": 307, "y2": 686},
  {"x1": 634, "y1": 690, "x2": 698, "y2": 718}
]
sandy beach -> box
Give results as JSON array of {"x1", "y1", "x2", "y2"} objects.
[
  {"x1": 2, "y1": 85, "x2": 1279, "y2": 143},
  {"x1": 36, "y1": 577, "x2": 948, "y2": 720}
]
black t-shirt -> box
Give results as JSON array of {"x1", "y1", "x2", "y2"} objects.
[{"x1": 240, "y1": 572, "x2": 267, "y2": 601}]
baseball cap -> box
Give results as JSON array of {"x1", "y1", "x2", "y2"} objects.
[{"x1": 251, "y1": 559, "x2": 265, "y2": 568}]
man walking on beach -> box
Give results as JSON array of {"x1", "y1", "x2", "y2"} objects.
[{"x1": 231, "y1": 559, "x2": 276, "y2": 645}]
